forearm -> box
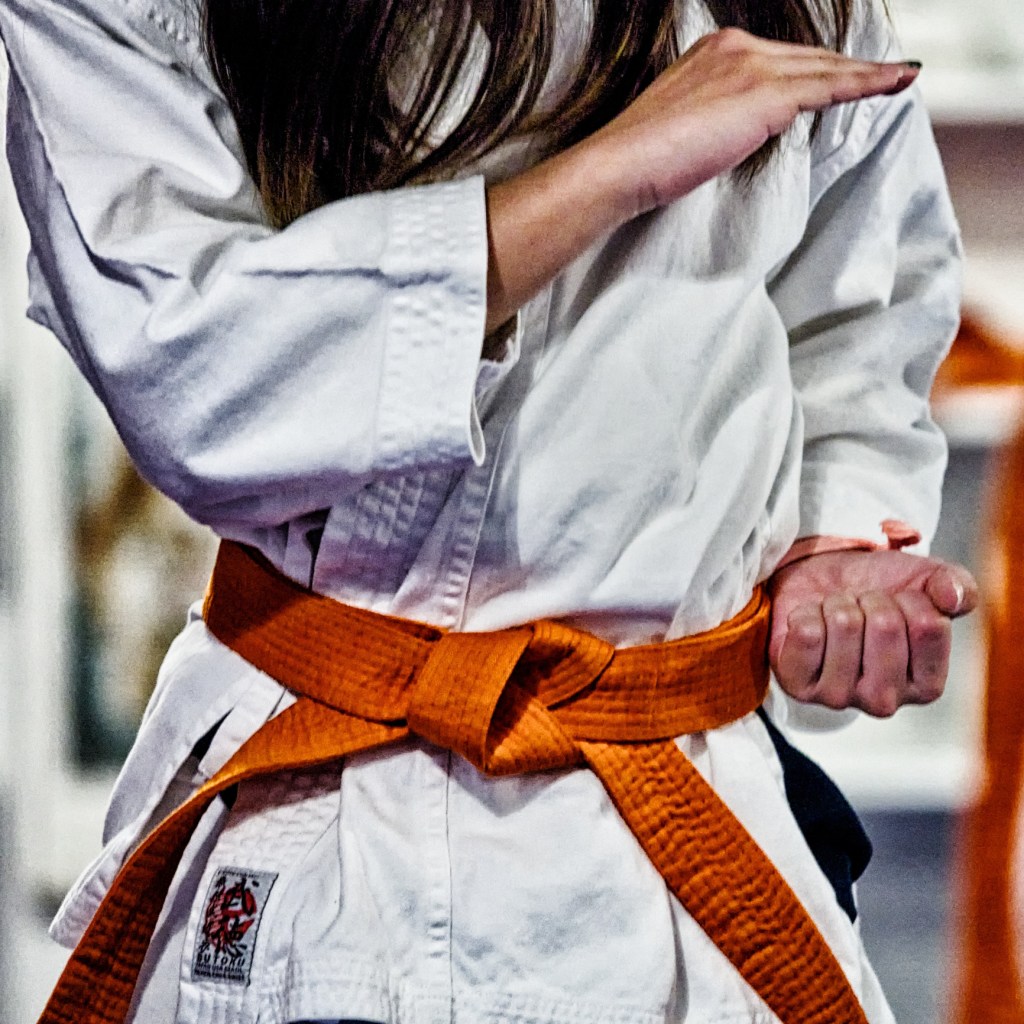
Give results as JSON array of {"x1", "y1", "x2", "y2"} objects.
[
  {"x1": 483, "y1": 29, "x2": 917, "y2": 335},
  {"x1": 484, "y1": 138, "x2": 634, "y2": 333}
]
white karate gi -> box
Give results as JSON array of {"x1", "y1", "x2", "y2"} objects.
[{"x1": 0, "y1": 0, "x2": 961, "y2": 1020}]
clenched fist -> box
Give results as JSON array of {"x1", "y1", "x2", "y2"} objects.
[{"x1": 768, "y1": 548, "x2": 978, "y2": 717}]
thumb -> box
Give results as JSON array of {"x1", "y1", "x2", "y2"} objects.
[{"x1": 923, "y1": 561, "x2": 979, "y2": 618}]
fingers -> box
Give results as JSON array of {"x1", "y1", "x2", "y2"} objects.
[
  {"x1": 856, "y1": 591, "x2": 909, "y2": 716},
  {"x1": 774, "y1": 603, "x2": 826, "y2": 698},
  {"x1": 774, "y1": 588, "x2": 953, "y2": 717},
  {"x1": 615, "y1": 27, "x2": 920, "y2": 211},
  {"x1": 773, "y1": 61, "x2": 915, "y2": 120},
  {"x1": 805, "y1": 64, "x2": 914, "y2": 106},
  {"x1": 699, "y1": 26, "x2": 919, "y2": 105},
  {"x1": 728, "y1": 30, "x2": 919, "y2": 75},
  {"x1": 816, "y1": 594, "x2": 864, "y2": 708},
  {"x1": 729, "y1": 49, "x2": 916, "y2": 144},
  {"x1": 706, "y1": 26, "x2": 897, "y2": 66},
  {"x1": 895, "y1": 590, "x2": 952, "y2": 703}
]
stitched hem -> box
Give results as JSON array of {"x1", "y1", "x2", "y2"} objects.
[{"x1": 262, "y1": 959, "x2": 681, "y2": 1024}]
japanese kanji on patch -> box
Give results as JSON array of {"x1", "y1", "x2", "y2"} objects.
[{"x1": 192, "y1": 866, "x2": 278, "y2": 985}]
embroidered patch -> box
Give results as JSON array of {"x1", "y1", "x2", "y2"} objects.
[{"x1": 192, "y1": 867, "x2": 278, "y2": 985}]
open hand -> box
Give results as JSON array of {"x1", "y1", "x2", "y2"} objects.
[
  {"x1": 485, "y1": 29, "x2": 920, "y2": 331},
  {"x1": 593, "y1": 28, "x2": 920, "y2": 216},
  {"x1": 768, "y1": 549, "x2": 978, "y2": 717}
]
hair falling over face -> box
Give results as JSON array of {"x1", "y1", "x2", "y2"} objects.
[{"x1": 201, "y1": 0, "x2": 853, "y2": 228}]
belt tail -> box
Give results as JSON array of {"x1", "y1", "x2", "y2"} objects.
[
  {"x1": 37, "y1": 700, "x2": 404, "y2": 1024},
  {"x1": 580, "y1": 739, "x2": 870, "y2": 1024}
]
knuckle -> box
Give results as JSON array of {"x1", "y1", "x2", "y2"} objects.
[
  {"x1": 875, "y1": 697, "x2": 900, "y2": 718},
  {"x1": 778, "y1": 677, "x2": 816, "y2": 703},
  {"x1": 814, "y1": 686, "x2": 853, "y2": 711},
  {"x1": 830, "y1": 607, "x2": 863, "y2": 636},
  {"x1": 871, "y1": 612, "x2": 904, "y2": 641},
  {"x1": 910, "y1": 613, "x2": 952, "y2": 646},
  {"x1": 789, "y1": 621, "x2": 824, "y2": 649},
  {"x1": 914, "y1": 678, "x2": 945, "y2": 704},
  {"x1": 910, "y1": 662, "x2": 947, "y2": 701},
  {"x1": 860, "y1": 689, "x2": 900, "y2": 718},
  {"x1": 714, "y1": 27, "x2": 750, "y2": 49}
]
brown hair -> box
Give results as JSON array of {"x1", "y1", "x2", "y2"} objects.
[{"x1": 202, "y1": 0, "x2": 853, "y2": 228}]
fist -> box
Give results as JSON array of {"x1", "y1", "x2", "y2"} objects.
[{"x1": 768, "y1": 549, "x2": 978, "y2": 717}]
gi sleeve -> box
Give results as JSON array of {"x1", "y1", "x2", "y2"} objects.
[
  {"x1": 767, "y1": 8, "x2": 962, "y2": 552},
  {"x1": 0, "y1": 0, "x2": 512, "y2": 531}
]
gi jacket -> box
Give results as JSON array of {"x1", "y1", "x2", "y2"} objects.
[{"x1": 0, "y1": 0, "x2": 959, "y2": 1020}]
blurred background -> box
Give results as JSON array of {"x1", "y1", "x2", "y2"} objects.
[{"x1": 3, "y1": 0, "x2": 1024, "y2": 1020}]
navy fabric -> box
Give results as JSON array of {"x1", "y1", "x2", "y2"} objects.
[{"x1": 757, "y1": 709, "x2": 873, "y2": 921}]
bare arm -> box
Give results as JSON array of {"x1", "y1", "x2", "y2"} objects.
[{"x1": 485, "y1": 28, "x2": 920, "y2": 332}]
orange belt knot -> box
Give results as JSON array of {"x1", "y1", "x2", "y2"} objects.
[{"x1": 37, "y1": 541, "x2": 869, "y2": 1024}]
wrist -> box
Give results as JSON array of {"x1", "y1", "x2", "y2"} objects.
[
  {"x1": 565, "y1": 131, "x2": 649, "y2": 226},
  {"x1": 484, "y1": 138, "x2": 637, "y2": 332},
  {"x1": 775, "y1": 521, "x2": 923, "y2": 572},
  {"x1": 774, "y1": 536, "x2": 878, "y2": 573}
]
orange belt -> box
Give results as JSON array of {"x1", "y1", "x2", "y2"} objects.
[{"x1": 38, "y1": 541, "x2": 868, "y2": 1024}]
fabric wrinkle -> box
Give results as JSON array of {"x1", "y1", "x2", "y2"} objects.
[{"x1": 0, "y1": 0, "x2": 956, "y2": 1020}]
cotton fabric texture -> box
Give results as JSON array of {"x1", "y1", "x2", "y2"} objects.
[{"x1": 0, "y1": 0, "x2": 961, "y2": 1020}]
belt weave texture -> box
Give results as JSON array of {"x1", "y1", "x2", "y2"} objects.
[{"x1": 39, "y1": 541, "x2": 868, "y2": 1024}]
